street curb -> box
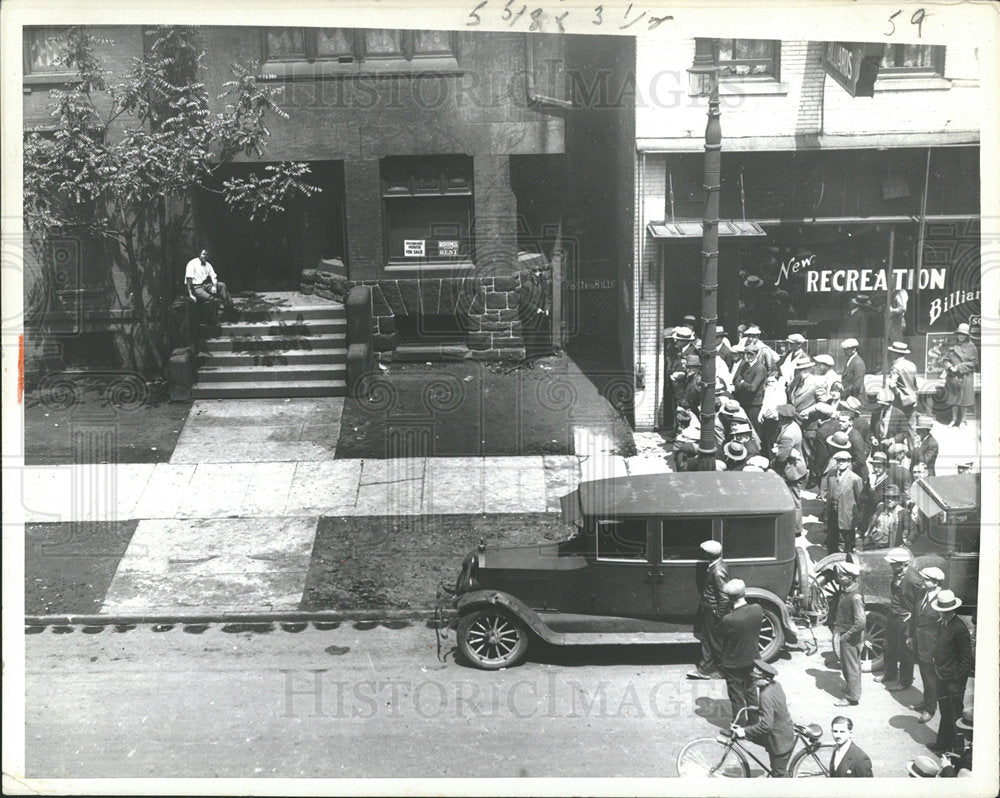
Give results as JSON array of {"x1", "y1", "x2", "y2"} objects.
[{"x1": 24, "y1": 607, "x2": 457, "y2": 627}]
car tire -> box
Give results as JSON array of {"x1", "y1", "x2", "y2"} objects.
[
  {"x1": 755, "y1": 604, "x2": 785, "y2": 662},
  {"x1": 457, "y1": 608, "x2": 530, "y2": 670},
  {"x1": 861, "y1": 608, "x2": 887, "y2": 673}
]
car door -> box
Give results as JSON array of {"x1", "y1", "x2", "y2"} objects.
[
  {"x1": 651, "y1": 516, "x2": 715, "y2": 621},
  {"x1": 575, "y1": 517, "x2": 658, "y2": 619}
]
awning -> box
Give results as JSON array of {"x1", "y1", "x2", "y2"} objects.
[{"x1": 646, "y1": 220, "x2": 768, "y2": 238}]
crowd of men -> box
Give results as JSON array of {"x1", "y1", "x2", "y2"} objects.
[
  {"x1": 689, "y1": 540, "x2": 975, "y2": 777},
  {"x1": 662, "y1": 322, "x2": 973, "y2": 554}
]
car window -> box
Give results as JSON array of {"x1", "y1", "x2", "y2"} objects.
[
  {"x1": 720, "y1": 516, "x2": 777, "y2": 559},
  {"x1": 661, "y1": 517, "x2": 714, "y2": 560},
  {"x1": 595, "y1": 519, "x2": 647, "y2": 561}
]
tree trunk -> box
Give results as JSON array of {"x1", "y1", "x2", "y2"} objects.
[{"x1": 121, "y1": 230, "x2": 167, "y2": 377}]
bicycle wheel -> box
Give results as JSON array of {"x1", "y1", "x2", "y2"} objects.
[
  {"x1": 789, "y1": 743, "x2": 836, "y2": 777},
  {"x1": 677, "y1": 738, "x2": 750, "y2": 778}
]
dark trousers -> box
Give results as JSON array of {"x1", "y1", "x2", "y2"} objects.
[
  {"x1": 826, "y1": 508, "x2": 855, "y2": 555},
  {"x1": 721, "y1": 664, "x2": 754, "y2": 721},
  {"x1": 883, "y1": 615, "x2": 913, "y2": 686},
  {"x1": 695, "y1": 613, "x2": 723, "y2": 675},
  {"x1": 838, "y1": 635, "x2": 862, "y2": 702},
  {"x1": 916, "y1": 659, "x2": 938, "y2": 713},
  {"x1": 935, "y1": 677, "x2": 968, "y2": 749},
  {"x1": 191, "y1": 280, "x2": 234, "y2": 323},
  {"x1": 769, "y1": 748, "x2": 794, "y2": 778},
  {"x1": 786, "y1": 480, "x2": 803, "y2": 534}
]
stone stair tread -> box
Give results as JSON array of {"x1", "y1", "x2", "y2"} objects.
[
  {"x1": 191, "y1": 380, "x2": 347, "y2": 398},
  {"x1": 198, "y1": 363, "x2": 346, "y2": 373}
]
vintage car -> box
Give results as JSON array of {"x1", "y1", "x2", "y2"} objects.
[
  {"x1": 813, "y1": 472, "x2": 981, "y2": 672},
  {"x1": 447, "y1": 471, "x2": 811, "y2": 670}
]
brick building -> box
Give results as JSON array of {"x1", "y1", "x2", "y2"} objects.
[{"x1": 631, "y1": 37, "x2": 982, "y2": 430}]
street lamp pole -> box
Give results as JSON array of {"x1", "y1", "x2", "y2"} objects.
[{"x1": 689, "y1": 39, "x2": 721, "y2": 472}]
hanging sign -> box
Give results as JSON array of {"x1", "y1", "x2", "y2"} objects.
[{"x1": 824, "y1": 42, "x2": 881, "y2": 97}]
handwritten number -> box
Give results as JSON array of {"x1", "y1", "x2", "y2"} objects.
[
  {"x1": 510, "y1": 4, "x2": 526, "y2": 26},
  {"x1": 467, "y1": 0, "x2": 487, "y2": 26},
  {"x1": 555, "y1": 10, "x2": 569, "y2": 32},
  {"x1": 911, "y1": 8, "x2": 925, "y2": 38},
  {"x1": 529, "y1": 8, "x2": 544, "y2": 31},
  {"x1": 502, "y1": 0, "x2": 513, "y2": 21},
  {"x1": 885, "y1": 9, "x2": 901, "y2": 36},
  {"x1": 593, "y1": 4, "x2": 603, "y2": 25}
]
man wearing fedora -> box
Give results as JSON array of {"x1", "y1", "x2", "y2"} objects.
[
  {"x1": 732, "y1": 342, "x2": 768, "y2": 434},
  {"x1": 929, "y1": 589, "x2": 972, "y2": 754},
  {"x1": 941, "y1": 323, "x2": 978, "y2": 429},
  {"x1": 821, "y1": 451, "x2": 864, "y2": 555},
  {"x1": 888, "y1": 341, "x2": 919, "y2": 447},
  {"x1": 908, "y1": 566, "x2": 946, "y2": 723},
  {"x1": 730, "y1": 659, "x2": 796, "y2": 777},
  {"x1": 876, "y1": 548, "x2": 921, "y2": 692},
  {"x1": 722, "y1": 441, "x2": 750, "y2": 471},
  {"x1": 832, "y1": 561, "x2": 866, "y2": 706},
  {"x1": 911, "y1": 415, "x2": 939, "y2": 477},
  {"x1": 840, "y1": 338, "x2": 867, "y2": 401},
  {"x1": 689, "y1": 540, "x2": 730, "y2": 680},
  {"x1": 729, "y1": 420, "x2": 761, "y2": 459}
]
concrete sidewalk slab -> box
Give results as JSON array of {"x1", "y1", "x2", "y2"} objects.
[
  {"x1": 354, "y1": 458, "x2": 425, "y2": 516},
  {"x1": 101, "y1": 517, "x2": 319, "y2": 615},
  {"x1": 422, "y1": 457, "x2": 485, "y2": 514},
  {"x1": 174, "y1": 462, "x2": 256, "y2": 518},
  {"x1": 285, "y1": 460, "x2": 362, "y2": 515},
  {"x1": 240, "y1": 462, "x2": 297, "y2": 516},
  {"x1": 130, "y1": 463, "x2": 196, "y2": 519},
  {"x1": 542, "y1": 455, "x2": 581, "y2": 512},
  {"x1": 483, "y1": 456, "x2": 548, "y2": 513}
]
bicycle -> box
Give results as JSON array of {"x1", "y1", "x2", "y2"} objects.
[{"x1": 677, "y1": 706, "x2": 835, "y2": 777}]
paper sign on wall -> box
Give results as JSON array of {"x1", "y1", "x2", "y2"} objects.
[
  {"x1": 404, "y1": 240, "x2": 426, "y2": 257},
  {"x1": 438, "y1": 240, "x2": 460, "y2": 256}
]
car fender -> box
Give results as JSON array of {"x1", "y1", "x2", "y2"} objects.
[
  {"x1": 455, "y1": 590, "x2": 559, "y2": 644},
  {"x1": 745, "y1": 587, "x2": 799, "y2": 643}
]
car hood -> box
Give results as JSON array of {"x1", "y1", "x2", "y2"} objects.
[{"x1": 480, "y1": 540, "x2": 583, "y2": 571}]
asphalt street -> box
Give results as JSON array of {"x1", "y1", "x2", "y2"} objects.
[{"x1": 25, "y1": 621, "x2": 944, "y2": 779}]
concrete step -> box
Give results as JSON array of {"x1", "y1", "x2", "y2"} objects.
[
  {"x1": 191, "y1": 380, "x2": 347, "y2": 399},
  {"x1": 196, "y1": 364, "x2": 346, "y2": 383},
  {"x1": 199, "y1": 348, "x2": 347, "y2": 367},
  {"x1": 201, "y1": 333, "x2": 346, "y2": 353},
  {"x1": 232, "y1": 304, "x2": 345, "y2": 323},
  {"x1": 205, "y1": 319, "x2": 347, "y2": 337}
]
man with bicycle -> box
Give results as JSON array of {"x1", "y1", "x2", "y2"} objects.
[{"x1": 731, "y1": 659, "x2": 795, "y2": 777}]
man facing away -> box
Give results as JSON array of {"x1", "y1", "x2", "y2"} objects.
[
  {"x1": 731, "y1": 659, "x2": 796, "y2": 777},
  {"x1": 688, "y1": 540, "x2": 730, "y2": 680},
  {"x1": 185, "y1": 248, "x2": 235, "y2": 324},
  {"x1": 716, "y1": 579, "x2": 764, "y2": 721}
]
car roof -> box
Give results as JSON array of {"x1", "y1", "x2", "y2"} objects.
[
  {"x1": 909, "y1": 473, "x2": 979, "y2": 516},
  {"x1": 565, "y1": 471, "x2": 795, "y2": 519}
]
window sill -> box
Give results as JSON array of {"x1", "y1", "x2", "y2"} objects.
[
  {"x1": 24, "y1": 72, "x2": 77, "y2": 88},
  {"x1": 873, "y1": 75, "x2": 952, "y2": 92},
  {"x1": 260, "y1": 56, "x2": 461, "y2": 80},
  {"x1": 718, "y1": 79, "x2": 788, "y2": 97}
]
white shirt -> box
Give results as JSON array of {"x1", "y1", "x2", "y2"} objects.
[
  {"x1": 833, "y1": 741, "x2": 851, "y2": 771},
  {"x1": 185, "y1": 257, "x2": 217, "y2": 286}
]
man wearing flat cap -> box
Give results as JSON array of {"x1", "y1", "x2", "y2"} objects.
[
  {"x1": 732, "y1": 342, "x2": 768, "y2": 434},
  {"x1": 930, "y1": 590, "x2": 973, "y2": 754},
  {"x1": 689, "y1": 540, "x2": 730, "y2": 680},
  {"x1": 741, "y1": 325, "x2": 780, "y2": 376},
  {"x1": 876, "y1": 548, "x2": 921, "y2": 692},
  {"x1": 832, "y1": 561, "x2": 866, "y2": 706},
  {"x1": 821, "y1": 451, "x2": 864, "y2": 555},
  {"x1": 778, "y1": 333, "x2": 809, "y2": 382},
  {"x1": 840, "y1": 338, "x2": 867, "y2": 401},
  {"x1": 908, "y1": 566, "x2": 946, "y2": 723},
  {"x1": 731, "y1": 659, "x2": 796, "y2": 777},
  {"x1": 716, "y1": 579, "x2": 763, "y2": 721},
  {"x1": 888, "y1": 341, "x2": 919, "y2": 446}
]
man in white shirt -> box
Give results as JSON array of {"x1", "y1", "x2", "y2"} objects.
[{"x1": 185, "y1": 249, "x2": 235, "y2": 323}]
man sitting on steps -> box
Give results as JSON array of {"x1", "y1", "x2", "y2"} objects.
[{"x1": 186, "y1": 248, "x2": 236, "y2": 325}]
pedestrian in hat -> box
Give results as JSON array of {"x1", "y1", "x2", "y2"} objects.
[
  {"x1": 771, "y1": 405, "x2": 807, "y2": 534},
  {"x1": 722, "y1": 441, "x2": 749, "y2": 471},
  {"x1": 811, "y1": 404, "x2": 843, "y2": 483},
  {"x1": 941, "y1": 324, "x2": 978, "y2": 428},
  {"x1": 929, "y1": 590, "x2": 972, "y2": 754},
  {"x1": 742, "y1": 325, "x2": 780, "y2": 376},
  {"x1": 832, "y1": 561, "x2": 866, "y2": 706},
  {"x1": 869, "y1": 386, "x2": 908, "y2": 454},
  {"x1": 743, "y1": 455, "x2": 770, "y2": 472},
  {"x1": 820, "y1": 451, "x2": 864, "y2": 555},
  {"x1": 829, "y1": 716, "x2": 874, "y2": 777},
  {"x1": 688, "y1": 540, "x2": 730, "y2": 680},
  {"x1": 732, "y1": 342, "x2": 768, "y2": 434},
  {"x1": 888, "y1": 341, "x2": 919, "y2": 447},
  {"x1": 730, "y1": 659, "x2": 796, "y2": 777},
  {"x1": 908, "y1": 566, "x2": 946, "y2": 723},
  {"x1": 716, "y1": 579, "x2": 764, "y2": 721},
  {"x1": 809, "y1": 353, "x2": 840, "y2": 397},
  {"x1": 862, "y1": 484, "x2": 911, "y2": 550},
  {"x1": 778, "y1": 333, "x2": 809, "y2": 382},
  {"x1": 911, "y1": 415, "x2": 939, "y2": 476},
  {"x1": 956, "y1": 460, "x2": 975, "y2": 474},
  {"x1": 840, "y1": 338, "x2": 867, "y2": 401},
  {"x1": 675, "y1": 352, "x2": 704, "y2": 412},
  {"x1": 876, "y1": 548, "x2": 922, "y2": 692},
  {"x1": 671, "y1": 425, "x2": 700, "y2": 473},
  {"x1": 836, "y1": 408, "x2": 870, "y2": 482},
  {"x1": 935, "y1": 706, "x2": 974, "y2": 776}
]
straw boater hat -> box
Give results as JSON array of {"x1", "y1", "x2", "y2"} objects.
[
  {"x1": 673, "y1": 326, "x2": 695, "y2": 342},
  {"x1": 907, "y1": 756, "x2": 942, "y2": 778},
  {"x1": 814, "y1": 354, "x2": 835, "y2": 367},
  {"x1": 786, "y1": 333, "x2": 806, "y2": 344},
  {"x1": 826, "y1": 431, "x2": 852, "y2": 450},
  {"x1": 744, "y1": 276, "x2": 764, "y2": 289},
  {"x1": 723, "y1": 441, "x2": 749, "y2": 462},
  {"x1": 720, "y1": 399, "x2": 742, "y2": 415},
  {"x1": 887, "y1": 341, "x2": 911, "y2": 355},
  {"x1": 870, "y1": 450, "x2": 888, "y2": 464},
  {"x1": 837, "y1": 397, "x2": 862, "y2": 417},
  {"x1": 841, "y1": 338, "x2": 860, "y2": 349},
  {"x1": 956, "y1": 706, "x2": 974, "y2": 734},
  {"x1": 930, "y1": 589, "x2": 962, "y2": 612},
  {"x1": 955, "y1": 323, "x2": 971, "y2": 336}
]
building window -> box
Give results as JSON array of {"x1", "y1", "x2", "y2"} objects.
[
  {"x1": 24, "y1": 27, "x2": 74, "y2": 78},
  {"x1": 716, "y1": 39, "x2": 780, "y2": 79},
  {"x1": 381, "y1": 155, "x2": 473, "y2": 266},
  {"x1": 261, "y1": 27, "x2": 458, "y2": 71},
  {"x1": 879, "y1": 44, "x2": 945, "y2": 76}
]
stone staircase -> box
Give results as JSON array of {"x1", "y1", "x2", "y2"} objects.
[{"x1": 192, "y1": 294, "x2": 347, "y2": 399}]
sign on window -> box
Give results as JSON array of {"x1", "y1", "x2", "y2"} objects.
[
  {"x1": 438, "y1": 240, "x2": 460, "y2": 257},
  {"x1": 403, "y1": 240, "x2": 426, "y2": 257}
]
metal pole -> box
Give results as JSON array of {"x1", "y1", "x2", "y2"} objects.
[
  {"x1": 696, "y1": 41, "x2": 721, "y2": 471},
  {"x1": 882, "y1": 228, "x2": 895, "y2": 387}
]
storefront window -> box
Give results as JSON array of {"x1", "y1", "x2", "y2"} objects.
[
  {"x1": 382, "y1": 155, "x2": 473, "y2": 265},
  {"x1": 716, "y1": 39, "x2": 779, "y2": 79},
  {"x1": 879, "y1": 44, "x2": 945, "y2": 75}
]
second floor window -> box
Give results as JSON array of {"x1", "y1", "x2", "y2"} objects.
[
  {"x1": 24, "y1": 27, "x2": 70, "y2": 76},
  {"x1": 716, "y1": 39, "x2": 780, "y2": 79},
  {"x1": 879, "y1": 43, "x2": 945, "y2": 76},
  {"x1": 263, "y1": 28, "x2": 456, "y2": 65}
]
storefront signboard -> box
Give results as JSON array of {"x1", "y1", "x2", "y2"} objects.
[
  {"x1": 823, "y1": 42, "x2": 881, "y2": 97},
  {"x1": 403, "y1": 240, "x2": 426, "y2": 257}
]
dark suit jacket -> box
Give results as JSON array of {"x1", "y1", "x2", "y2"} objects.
[
  {"x1": 733, "y1": 358, "x2": 768, "y2": 407},
  {"x1": 830, "y1": 742, "x2": 874, "y2": 777},
  {"x1": 910, "y1": 591, "x2": 943, "y2": 662},
  {"x1": 912, "y1": 434, "x2": 939, "y2": 476},
  {"x1": 694, "y1": 558, "x2": 730, "y2": 637},
  {"x1": 852, "y1": 415, "x2": 871, "y2": 442},
  {"x1": 870, "y1": 405, "x2": 908, "y2": 446},
  {"x1": 932, "y1": 615, "x2": 973, "y2": 682},
  {"x1": 841, "y1": 352, "x2": 867, "y2": 400},
  {"x1": 717, "y1": 603, "x2": 763, "y2": 668},
  {"x1": 743, "y1": 681, "x2": 795, "y2": 756},
  {"x1": 832, "y1": 583, "x2": 866, "y2": 643}
]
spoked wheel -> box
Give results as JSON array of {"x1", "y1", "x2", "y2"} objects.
[
  {"x1": 789, "y1": 743, "x2": 836, "y2": 777},
  {"x1": 457, "y1": 609, "x2": 529, "y2": 670},
  {"x1": 756, "y1": 604, "x2": 785, "y2": 662},
  {"x1": 861, "y1": 610, "x2": 887, "y2": 673},
  {"x1": 676, "y1": 739, "x2": 750, "y2": 778}
]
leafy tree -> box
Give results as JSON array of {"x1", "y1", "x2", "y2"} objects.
[{"x1": 23, "y1": 26, "x2": 320, "y2": 374}]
